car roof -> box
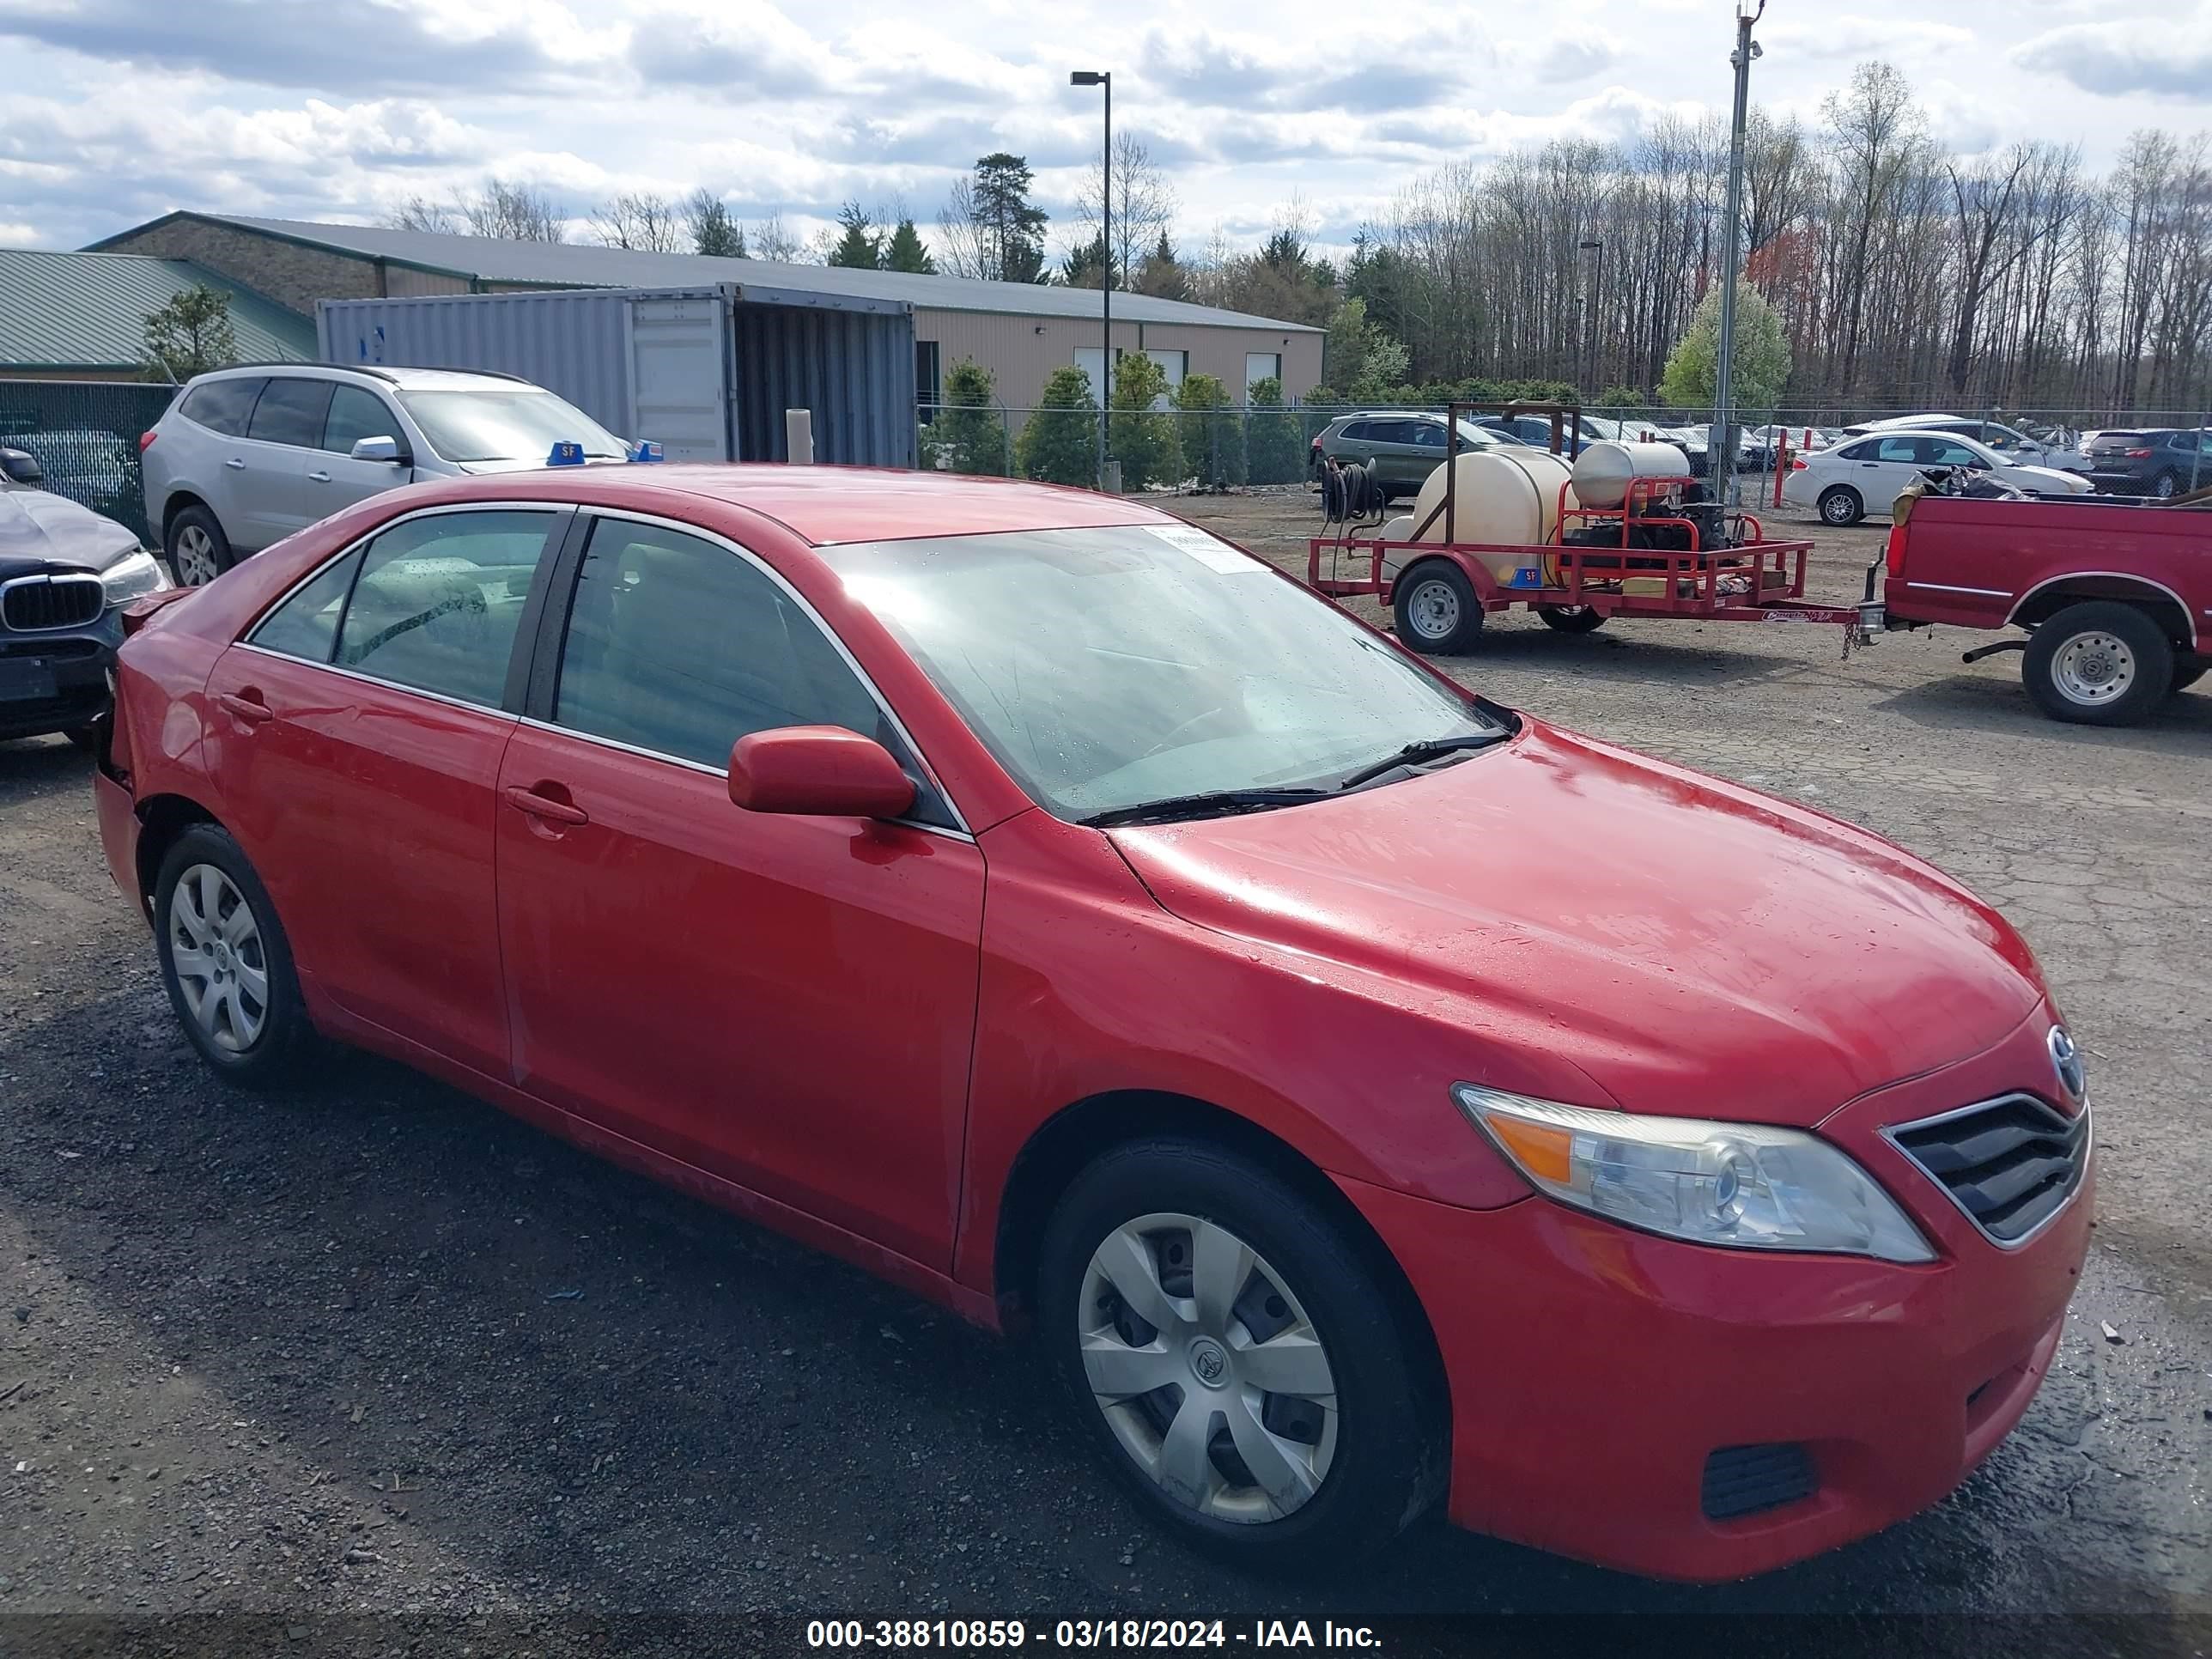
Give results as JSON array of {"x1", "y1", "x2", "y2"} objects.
[
  {"x1": 185, "y1": 363, "x2": 535, "y2": 392},
  {"x1": 414, "y1": 463, "x2": 1182, "y2": 547}
]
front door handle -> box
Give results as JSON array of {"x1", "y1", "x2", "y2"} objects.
[
  {"x1": 503, "y1": 785, "x2": 588, "y2": 825},
  {"x1": 223, "y1": 458, "x2": 246, "y2": 471},
  {"x1": 307, "y1": 470, "x2": 331, "y2": 483},
  {"x1": 218, "y1": 691, "x2": 273, "y2": 725}
]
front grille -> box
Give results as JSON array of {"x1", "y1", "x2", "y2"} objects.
[
  {"x1": 1890, "y1": 1094, "x2": 2088, "y2": 1245},
  {"x1": 2, "y1": 574, "x2": 104, "y2": 632},
  {"x1": 1701, "y1": 1443, "x2": 1816, "y2": 1521}
]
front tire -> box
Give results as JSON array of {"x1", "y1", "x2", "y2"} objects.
[
  {"x1": 1392, "y1": 562, "x2": 1484, "y2": 654},
  {"x1": 1038, "y1": 1139, "x2": 1437, "y2": 1571},
  {"x1": 1818, "y1": 485, "x2": 1864, "y2": 526},
  {"x1": 2021, "y1": 602, "x2": 2173, "y2": 726},
  {"x1": 153, "y1": 824, "x2": 318, "y2": 1085},
  {"x1": 1537, "y1": 604, "x2": 1606, "y2": 635},
  {"x1": 2170, "y1": 654, "x2": 2206, "y2": 695},
  {"x1": 2151, "y1": 471, "x2": 2179, "y2": 500},
  {"x1": 165, "y1": 505, "x2": 234, "y2": 587}
]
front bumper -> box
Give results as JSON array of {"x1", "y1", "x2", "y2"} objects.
[
  {"x1": 1343, "y1": 1016, "x2": 2093, "y2": 1583},
  {"x1": 0, "y1": 617, "x2": 116, "y2": 739}
]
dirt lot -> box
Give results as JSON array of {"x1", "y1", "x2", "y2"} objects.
[{"x1": 2, "y1": 491, "x2": 2209, "y2": 1655}]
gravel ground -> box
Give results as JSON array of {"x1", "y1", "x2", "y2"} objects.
[{"x1": 2, "y1": 489, "x2": 2208, "y2": 1656}]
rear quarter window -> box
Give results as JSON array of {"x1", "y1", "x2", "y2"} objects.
[{"x1": 178, "y1": 378, "x2": 268, "y2": 439}]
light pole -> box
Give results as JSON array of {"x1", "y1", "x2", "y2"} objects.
[
  {"x1": 1577, "y1": 238, "x2": 1603, "y2": 399},
  {"x1": 1712, "y1": 0, "x2": 1764, "y2": 511},
  {"x1": 1071, "y1": 70, "x2": 1112, "y2": 489}
]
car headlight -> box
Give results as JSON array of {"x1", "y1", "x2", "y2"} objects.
[
  {"x1": 100, "y1": 550, "x2": 169, "y2": 605},
  {"x1": 1453, "y1": 1085, "x2": 1936, "y2": 1263}
]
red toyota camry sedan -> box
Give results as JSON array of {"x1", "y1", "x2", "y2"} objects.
[{"x1": 93, "y1": 465, "x2": 2092, "y2": 1581}]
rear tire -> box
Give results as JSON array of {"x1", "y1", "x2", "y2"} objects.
[
  {"x1": 153, "y1": 824, "x2": 319, "y2": 1086},
  {"x1": 165, "y1": 505, "x2": 234, "y2": 587},
  {"x1": 1818, "y1": 486, "x2": 1864, "y2": 526},
  {"x1": 1037, "y1": 1138, "x2": 1437, "y2": 1571},
  {"x1": 2021, "y1": 602, "x2": 2173, "y2": 726},
  {"x1": 63, "y1": 722, "x2": 101, "y2": 752},
  {"x1": 1537, "y1": 604, "x2": 1606, "y2": 635},
  {"x1": 2170, "y1": 655, "x2": 2206, "y2": 695},
  {"x1": 1392, "y1": 562, "x2": 1484, "y2": 654}
]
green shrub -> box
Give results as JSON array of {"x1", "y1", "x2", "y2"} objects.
[
  {"x1": 1016, "y1": 366, "x2": 1098, "y2": 486},
  {"x1": 934, "y1": 358, "x2": 1006, "y2": 477},
  {"x1": 1109, "y1": 355, "x2": 1182, "y2": 492},
  {"x1": 1244, "y1": 377, "x2": 1306, "y2": 484},
  {"x1": 1174, "y1": 374, "x2": 1246, "y2": 488}
]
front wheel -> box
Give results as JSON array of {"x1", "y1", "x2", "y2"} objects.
[
  {"x1": 2151, "y1": 471, "x2": 2179, "y2": 500},
  {"x1": 2021, "y1": 602, "x2": 2173, "y2": 726},
  {"x1": 2170, "y1": 654, "x2": 2206, "y2": 695},
  {"x1": 153, "y1": 824, "x2": 319, "y2": 1085},
  {"x1": 1537, "y1": 604, "x2": 1606, "y2": 635},
  {"x1": 1038, "y1": 1139, "x2": 1437, "y2": 1571},
  {"x1": 1818, "y1": 486, "x2": 1864, "y2": 526},
  {"x1": 1392, "y1": 562, "x2": 1484, "y2": 654}
]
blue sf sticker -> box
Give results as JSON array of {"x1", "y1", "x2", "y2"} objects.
[{"x1": 1149, "y1": 524, "x2": 1264, "y2": 573}]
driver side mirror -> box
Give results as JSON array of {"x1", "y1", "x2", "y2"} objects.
[
  {"x1": 0, "y1": 447, "x2": 43, "y2": 485},
  {"x1": 728, "y1": 726, "x2": 916, "y2": 820},
  {"x1": 350, "y1": 434, "x2": 410, "y2": 465}
]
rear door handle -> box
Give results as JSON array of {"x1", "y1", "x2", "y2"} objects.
[
  {"x1": 503, "y1": 786, "x2": 588, "y2": 825},
  {"x1": 307, "y1": 470, "x2": 331, "y2": 483},
  {"x1": 223, "y1": 458, "x2": 246, "y2": 471},
  {"x1": 218, "y1": 691, "x2": 273, "y2": 725}
]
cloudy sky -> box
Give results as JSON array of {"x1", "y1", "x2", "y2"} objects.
[{"x1": 1, "y1": 0, "x2": 2208, "y2": 260}]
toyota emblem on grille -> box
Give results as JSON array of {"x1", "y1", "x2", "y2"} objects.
[{"x1": 2049, "y1": 1025, "x2": 2086, "y2": 1103}]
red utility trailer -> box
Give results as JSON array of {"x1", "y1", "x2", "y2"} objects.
[{"x1": 1308, "y1": 402, "x2": 1878, "y2": 654}]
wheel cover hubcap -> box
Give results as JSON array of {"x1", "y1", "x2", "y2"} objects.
[
  {"x1": 1079, "y1": 1212, "x2": 1338, "y2": 1524},
  {"x1": 173, "y1": 526, "x2": 218, "y2": 586},
  {"x1": 1825, "y1": 495, "x2": 1852, "y2": 522},
  {"x1": 1409, "y1": 579, "x2": 1458, "y2": 638},
  {"x1": 2053, "y1": 632, "x2": 2135, "y2": 705},
  {"x1": 167, "y1": 864, "x2": 268, "y2": 1052}
]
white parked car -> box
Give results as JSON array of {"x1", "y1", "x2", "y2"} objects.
[
  {"x1": 1784, "y1": 428, "x2": 2093, "y2": 526},
  {"x1": 1840, "y1": 415, "x2": 2088, "y2": 474}
]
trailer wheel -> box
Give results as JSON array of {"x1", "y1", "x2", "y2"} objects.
[
  {"x1": 1393, "y1": 563, "x2": 1483, "y2": 654},
  {"x1": 1817, "y1": 486, "x2": 1863, "y2": 526},
  {"x1": 1537, "y1": 604, "x2": 1606, "y2": 635},
  {"x1": 2022, "y1": 602, "x2": 2173, "y2": 726}
]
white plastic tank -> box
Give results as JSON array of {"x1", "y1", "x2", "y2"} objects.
[
  {"x1": 1378, "y1": 514, "x2": 1414, "y2": 544},
  {"x1": 1571, "y1": 441, "x2": 1692, "y2": 510},
  {"x1": 1406, "y1": 449, "x2": 1577, "y2": 581}
]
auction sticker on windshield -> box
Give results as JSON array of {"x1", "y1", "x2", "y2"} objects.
[{"x1": 1148, "y1": 523, "x2": 1263, "y2": 573}]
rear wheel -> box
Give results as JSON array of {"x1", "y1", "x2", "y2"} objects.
[
  {"x1": 1537, "y1": 604, "x2": 1606, "y2": 635},
  {"x1": 2021, "y1": 602, "x2": 2173, "y2": 726},
  {"x1": 153, "y1": 824, "x2": 319, "y2": 1085},
  {"x1": 1392, "y1": 562, "x2": 1483, "y2": 654},
  {"x1": 1818, "y1": 486, "x2": 1864, "y2": 526},
  {"x1": 165, "y1": 506, "x2": 234, "y2": 587},
  {"x1": 1038, "y1": 1139, "x2": 1437, "y2": 1570}
]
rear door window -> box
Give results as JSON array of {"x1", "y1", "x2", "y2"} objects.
[
  {"x1": 331, "y1": 509, "x2": 561, "y2": 707},
  {"x1": 1873, "y1": 437, "x2": 1921, "y2": 463},
  {"x1": 245, "y1": 379, "x2": 336, "y2": 449},
  {"x1": 179, "y1": 378, "x2": 268, "y2": 438}
]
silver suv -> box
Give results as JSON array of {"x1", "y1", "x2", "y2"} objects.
[{"x1": 142, "y1": 365, "x2": 628, "y2": 585}]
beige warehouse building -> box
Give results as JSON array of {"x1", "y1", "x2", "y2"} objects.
[{"x1": 91, "y1": 212, "x2": 1323, "y2": 410}]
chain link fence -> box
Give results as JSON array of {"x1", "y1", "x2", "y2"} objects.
[
  {"x1": 919, "y1": 398, "x2": 2210, "y2": 495},
  {"x1": 0, "y1": 380, "x2": 179, "y2": 542}
]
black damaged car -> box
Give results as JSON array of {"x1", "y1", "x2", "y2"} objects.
[{"x1": 1, "y1": 447, "x2": 170, "y2": 748}]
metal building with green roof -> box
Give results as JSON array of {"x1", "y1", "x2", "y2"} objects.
[{"x1": 0, "y1": 247, "x2": 316, "y2": 378}]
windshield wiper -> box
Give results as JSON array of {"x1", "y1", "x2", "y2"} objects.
[
  {"x1": 1079, "y1": 787, "x2": 1334, "y2": 829},
  {"x1": 1331, "y1": 730, "x2": 1508, "y2": 793}
]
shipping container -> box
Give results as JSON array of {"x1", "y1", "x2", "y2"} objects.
[{"x1": 315, "y1": 284, "x2": 917, "y2": 469}]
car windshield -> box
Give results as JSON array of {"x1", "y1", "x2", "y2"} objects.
[
  {"x1": 394, "y1": 389, "x2": 626, "y2": 464},
  {"x1": 820, "y1": 525, "x2": 1502, "y2": 823}
]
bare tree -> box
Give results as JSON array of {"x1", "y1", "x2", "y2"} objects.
[
  {"x1": 1073, "y1": 132, "x2": 1176, "y2": 283},
  {"x1": 458, "y1": 178, "x2": 565, "y2": 242},
  {"x1": 387, "y1": 195, "x2": 457, "y2": 234},
  {"x1": 750, "y1": 212, "x2": 806, "y2": 263},
  {"x1": 590, "y1": 191, "x2": 684, "y2": 252}
]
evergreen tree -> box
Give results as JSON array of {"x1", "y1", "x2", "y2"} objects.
[
  {"x1": 973, "y1": 154, "x2": 1049, "y2": 283},
  {"x1": 1058, "y1": 233, "x2": 1116, "y2": 290},
  {"x1": 1133, "y1": 233, "x2": 1190, "y2": 300},
  {"x1": 1174, "y1": 374, "x2": 1246, "y2": 488},
  {"x1": 826, "y1": 202, "x2": 884, "y2": 270},
  {"x1": 1016, "y1": 365, "x2": 1099, "y2": 485},
  {"x1": 684, "y1": 188, "x2": 746, "y2": 257},
  {"x1": 882, "y1": 218, "x2": 936, "y2": 274},
  {"x1": 934, "y1": 358, "x2": 1006, "y2": 476},
  {"x1": 1244, "y1": 376, "x2": 1307, "y2": 485},
  {"x1": 140, "y1": 284, "x2": 239, "y2": 382},
  {"x1": 1109, "y1": 354, "x2": 1182, "y2": 491}
]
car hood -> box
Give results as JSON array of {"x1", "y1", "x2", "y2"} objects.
[
  {"x1": 1997, "y1": 463, "x2": 2090, "y2": 492},
  {"x1": 1108, "y1": 720, "x2": 2046, "y2": 1127},
  {"x1": 0, "y1": 488, "x2": 140, "y2": 577}
]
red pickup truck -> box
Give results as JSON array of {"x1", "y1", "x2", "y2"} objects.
[{"x1": 1883, "y1": 494, "x2": 2209, "y2": 725}]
